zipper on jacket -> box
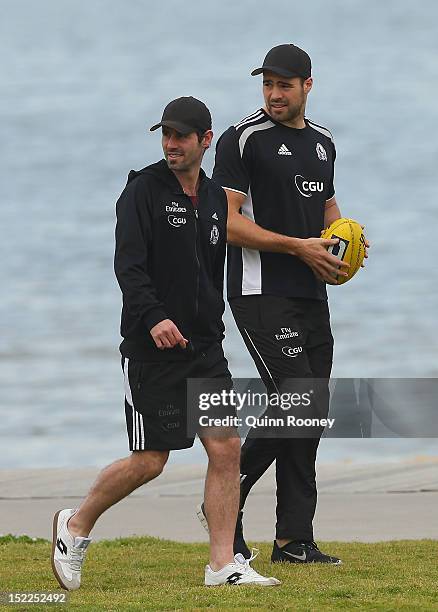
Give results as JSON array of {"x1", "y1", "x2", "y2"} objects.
[{"x1": 192, "y1": 204, "x2": 200, "y2": 327}]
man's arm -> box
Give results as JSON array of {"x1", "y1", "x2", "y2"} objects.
[
  {"x1": 114, "y1": 178, "x2": 187, "y2": 349},
  {"x1": 212, "y1": 195, "x2": 228, "y2": 297},
  {"x1": 324, "y1": 196, "x2": 342, "y2": 228},
  {"x1": 225, "y1": 189, "x2": 348, "y2": 284},
  {"x1": 323, "y1": 195, "x2": 369, "y2": 266}
]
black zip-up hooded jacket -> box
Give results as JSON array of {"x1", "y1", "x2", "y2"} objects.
[{"x1": 114, "y1": 159, "x2": 227, "y2": 361}]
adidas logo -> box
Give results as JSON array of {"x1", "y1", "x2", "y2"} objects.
[
  {"x1": 278, "y1": 144, "x2": 292, "y2": 156},
  {"x1": 212, "y1": 212, "x2": 218, "y2": 220}
]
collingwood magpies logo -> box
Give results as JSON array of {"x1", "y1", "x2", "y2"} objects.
[
  {"x1": 316, "y1": 142, "x2": 328, "y2": 161},
  {"x1": 210, "y1": 224, "x2": 219, "y2": 245}
]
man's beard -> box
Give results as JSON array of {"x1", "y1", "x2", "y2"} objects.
[
  {"x1": 165, "y1": 149, "x2": 203, "y2": 172},
  {"x1": 165, "y1": 153, "x2": 189, "y2": 171},
  {"x1": 268, "y1": 99, "x2": 305, "y2": 124}
]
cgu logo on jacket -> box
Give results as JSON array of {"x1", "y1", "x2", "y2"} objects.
[
  {"x1": 168, "y1": 215, "x2": 187, "y2": 228},
  {"x1": 294, "y1": 175, "x2": 324, "y2": 198}
]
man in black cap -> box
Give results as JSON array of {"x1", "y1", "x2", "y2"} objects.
[
  {"x1": 209, "y1": 44, "x2": 361, "y2": 564},
  {"x1": 51, "y1": 96, "x2": 280, "y2": 589}
]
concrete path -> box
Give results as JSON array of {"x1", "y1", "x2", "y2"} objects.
[{"x1": 1, "y1": 458, "x2": 437, "y2": 543}]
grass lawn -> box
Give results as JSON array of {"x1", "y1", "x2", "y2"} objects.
[{"x1": 1, "y1": 535, "x2": 437, "y2": 610}]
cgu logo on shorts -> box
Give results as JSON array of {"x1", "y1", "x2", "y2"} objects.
[
  {"x1": 294, "y1": 174, "x2": 324, "y2": 198},
  {"x1": 282, "y1": 345, "x2": 303, "y2": 358},
  {"x1": 168, "y1": 215, "x2": 187, "y2": 228}
]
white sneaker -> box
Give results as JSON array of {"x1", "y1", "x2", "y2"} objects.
[
  {"x1": 51, "y1": 509, "x2": 92, "y2": 591},
  {"x1": 205, "y1": 553, "x2": 281, "y2": 586}
]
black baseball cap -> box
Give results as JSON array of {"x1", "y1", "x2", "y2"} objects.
[
  {"x1": 251, "y1": 44, "x2": 311, "y2": 79},
  {"x1": 150, "y1": 96, "x2": 212, "y2": 135}
]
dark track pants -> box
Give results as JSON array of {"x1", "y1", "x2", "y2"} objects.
[{"x1": 229, "y1": 295, "x2": 334, "y2": 540}]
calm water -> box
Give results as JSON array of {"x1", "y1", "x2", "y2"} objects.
[{"x1": 1, "y1": 0, "x2": 438, "y2": 468}]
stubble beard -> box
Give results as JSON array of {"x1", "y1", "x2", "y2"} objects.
[
  {"x1": 165, "y1": 151, "x2": 191, "y2": 172},
  {"x1": 268, "y1": 96, "x2": 306, "y2": 125},
  {"x1": 270, "y1": 104, "x2": 304, "y2": 123},
  {"x1": 165, "y1": 149, "x2": 202, "y2": 174},
  {"x1": 166, "y1": 155, "x2": 185, "y2": 171}
]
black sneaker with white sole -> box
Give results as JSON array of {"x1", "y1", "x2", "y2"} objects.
[
  {"x1": 196, "y1": 503, "x2": 252, "y2": 560},
  {"x1": 271, "y1": 540, "x2": 342, "y2": 564}
]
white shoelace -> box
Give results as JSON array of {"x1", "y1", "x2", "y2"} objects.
[
  {"x1": 70, "y1": 546, "x2": 88, "y2": 572},
  {"x1": 235, "y1": 549, "x2": 263, "y2": 579}
]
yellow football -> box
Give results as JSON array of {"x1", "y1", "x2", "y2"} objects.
[{"x1": 321, "y1": 218, "x2": 366, "y2": 284}]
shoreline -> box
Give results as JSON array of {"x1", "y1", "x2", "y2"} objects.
[{"x1": 1, "y1": 458, "x2": 437, "y2": 543}]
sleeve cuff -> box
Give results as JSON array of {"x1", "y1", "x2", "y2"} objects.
[
  {"x1": 223, "y1": 186, "x2": 248, "y2": 197},
  {"x1": 144, "y1": 308, "x2": 168, "y2": 332}
]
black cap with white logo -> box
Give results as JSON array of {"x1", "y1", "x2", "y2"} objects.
[
  {"x1": 251, "y1": 44, "x2": 312, "y2": 79},
  {"x1": 150, "y1": 96, "x2": 212, "y2": 135}
]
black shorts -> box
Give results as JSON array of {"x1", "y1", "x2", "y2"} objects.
[{"x1": 122, "y1": 342, "x2": 232, "y2": 451}]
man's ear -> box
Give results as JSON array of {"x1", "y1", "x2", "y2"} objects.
[
  {"x1": 304, "y1": 77, "x2": 313, "y2": 94},
  {"x1": 203, "y1": 130, "x2": 214, "y2": 149}
]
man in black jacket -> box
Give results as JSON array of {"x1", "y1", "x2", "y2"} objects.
[{"x1": 51, "y1": 97, "x2": 279, "y2": 590}]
